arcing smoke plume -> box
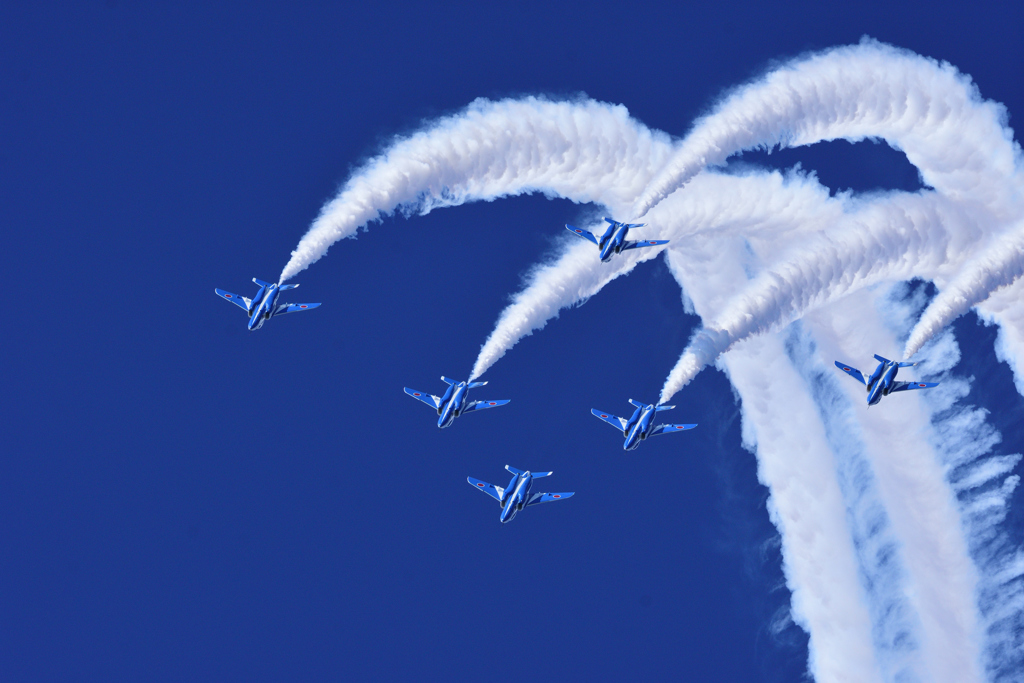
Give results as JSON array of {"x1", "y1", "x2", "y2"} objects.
[{"x1": 278, "y1": 97, "x2": 672, "y2": 283}]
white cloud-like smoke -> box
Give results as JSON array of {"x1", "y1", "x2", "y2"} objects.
[{"x1": 281, "y1": 39, "x2": 1024, "y2": 682}]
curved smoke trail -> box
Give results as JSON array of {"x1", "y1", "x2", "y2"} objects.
[{"x1": 279, "y1": 97, "x2": 671, "y2": 282}]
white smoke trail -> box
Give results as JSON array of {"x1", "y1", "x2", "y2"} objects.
[
  {"x1": 658, "y1": 191, "x2": 989, "y2": 403},
  {"x1": 976, "y1": 278, "x2": 1024, "y2": 395},
  {"x1": 633, "y1": 38, "x2": 1019, "y2": 218},
  {"x1": 905, "y1": 220, "x2": 1024, "y2": 358},
  {"x1": 279, "y1": 97, "x2": 672, "y2": 282},
  {"x1": 472, "y1": 168, "x2": 842, "y2": 379}
]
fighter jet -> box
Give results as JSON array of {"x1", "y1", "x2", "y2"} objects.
[
  {"x1": 591, "y1": 399, "x2": 697, "y2": 451},
  {"x1": 835, "y1": 354, "x2": 939, "y2": 406},
  {"x1": 404, "y1": 377, "x2": 509, "y2": 429},
  {"x1": 565, "y1": 217, "x2": 669, "y2": 262},
  {"x1": 467, "y1": 466, "x2": 574, "y2": 524},
  {"x1": 215, "y1": 278, "x2": 320, "y2": 331}
]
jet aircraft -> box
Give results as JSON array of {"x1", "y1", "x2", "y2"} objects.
[
  {"x1": 215, "y1": 278, "x2": 320, "y2": 331},
  {"x1": 835, "y1": 354, "x2": 939, "y2": 406},
  {"x1": 404, "y1": 377, "x2": 509, "y2": 429},
  {"x1": 565, "y1": 217, "x2": 669, "y2": 262},
  {"x1": 591, "y1": 399, "x2": 697, "y2": 451},
  {"x1": 467, "y1": 465, "x2": 574, "y2": 524}
]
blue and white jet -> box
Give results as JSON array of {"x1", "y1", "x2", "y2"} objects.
[
  {"x1": 404, "y1": 377, "x2": 509, "y2": 429},
  {"x1": 215, "y1": 278, "x2": 320, "y2": 331},
  {"x1": 835, "y1": 354, "x2": 939, "y2": 406},
  {"x1": 565, "y1": 217, "x2": 669, "y2": 263},
  {"x1": 591, "y1": 399, "x2": 697, "y2": 451},
  {"x1": 467, "y1": 466, "x2": 574, "y2": 524}
]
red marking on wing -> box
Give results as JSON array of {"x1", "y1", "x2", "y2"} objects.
[
  {"x1": 600, "y1": 414, "x2": 608, "y2": 418},
  {"x1": 488, "y1": 402, "x2": 496, "y2": 405},
  {"x1": 575, "y1": 229, "x2": 582, "y2": 233},
  {"x1": 552, "y1": 494, "x2": 561, "y2": 498},
  {"x1": 299, "y1": 305, "x2": 308, "y2": 308},
  {"x1": 225, "y1": 294, "x2": 233, "y2": 298},
  {"x1": 919, "y1": 383, "x2": 927, "y2": 387},
  {"x1": 843, "y1": 367, "x2": 851, "y2": 371},
  {"x1": 476, "y1": 483, "x2": 485, "y2": 487},
  {"x1": 413, "y1": 392, "x2": 421, "y2": 396}
]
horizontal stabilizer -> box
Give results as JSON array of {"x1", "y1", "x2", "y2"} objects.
[
  {"x1": 441, "y1": 376, "x2": 457, "y2": 386},
  {"x1": 529, "y1": 471, "x2": 553, "y2": 478},
  {"x1": 253, "y1": 278, "x2": 273, "y2": 288},
  {"x1": 650, "y1": 423, "x2": 697, "y2": 436},
  {"x1": 835, "y1": 361, "x2": 866, "y2": 385},
  {"x1": 505, "y1": 465, "x2": 525, "y2": 476},
  {"x1": 889, "y1": 380, "x2": 939, "y2": 393},
  {"x1": 467, "y1": 381, "x2": 487, "y2": 389},
  {"x1": 404, "y1": 387, "x2": 441, "y2": 409},
  {"x1": 467, "y1": 477, "x2": 504, "y2": 503},
  {"x1": 461, "y1": 399, "x2": 510, "y2": 413},
  {"x1": 566, "y1": 224, "x2": 598, "y2": 245},
  {"x1": 526, "y1": 491, "x2": 574, "y2": 506},
  {"x1": 278, "y1": 283, "x2": 299, "y2": 290},
  {"x1": 897, "y1": 361, "x2": 918, "y2": 368},
  {"x1": 628, "y1": 399, "x2": 645, "y2": 409},
  {"x1": 655, "y1": 404, "x2": 675, "y2": 411},
  {"x1": 592, "y1": 409, "x2": 628, "y2": 433},
  {"x1": 275, "y1": 302, "x2": 321, "y2": 316},
  {"x1": 215, "y1": 288, "x2": 251, "y2": 312},
  {"x1": 873, "y1": 354, "x2": 892, "y2": 365}
]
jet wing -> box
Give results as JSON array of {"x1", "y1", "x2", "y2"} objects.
[
  {"x1": 461, "y1": 399, "x2": 510, "y2": 413},
  {"x1": 404, "y1": 387, "x2": 442, "y2": 409},
  {"x1": 650, "y1": 423, "x2": 697, "y2": 436},
  {"x1": 889, "y1": 381, "x2": 939, "y2": 393},
  {"x1": 834, "y1": 361, "x2": 866, "y2": 385},
  {"x1": 621, "y1": 239, "x2": 669, "y2": 251},
  {"x1": 274, "y1": 302, "x2": 321, "y2": 315},
  {"x1": 467, "y1": 477, "x2": 504, "y2": 502},
  {"x1": 565, "y1": 224, "x2": 598, "y2": 245},
  {"x1": 591, "y1": 409, "x2": 628, "y2": 433},
  {"x1": 215, "y1": 288, "x2": 251, "y2": 312},
  {"x1": 526, "y1": 491, "x2": 574, "y2": 506}
]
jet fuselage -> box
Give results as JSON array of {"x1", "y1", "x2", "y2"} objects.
[
  {"x1": 499, "y1": 471, "x2": 534, "y2": 524},
  {"x1": 247, "y1": 284, "x2": 281, "y2": 331},
  {"x1": 437, "y1": 382, "x2": 470, "y2": 428},
  {"x1": 623, "y1": 404, "x2": 659, "y2": 450},
  {"x1": 866, "y1": 360, "x2": 900, "y2": 406},
  {"x1": 598, "y1": 222, "x2": 631, "y2": 262}
]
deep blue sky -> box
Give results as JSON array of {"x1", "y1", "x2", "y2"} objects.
[{"x1": 2, "y1": 2, "x2": 1023, "y2": 681}]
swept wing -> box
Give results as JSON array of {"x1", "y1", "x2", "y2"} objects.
[
  {"x1": 591, "y1": 409, "x2": 628, "y2": 433},
  {"x1": 650, "y1": 423, "x2": 698, "y2": 436},
  {"x1": 404, "y1": 387, "x2": 442, "y2": 409},
  {"x1": 621, "y1": 239, "x2": 670, "y2": 251},
  {"x1": 834, "y1": 361, "x2": 866, "y2": 384},
  {"x1": 526, "y1": 491, "x2": 574, "y2": 506},
  {"x1": 565, "y1": 224, "x2": 599, "y2": 245},
  {"x1": 461, "y1": 399, "x2": 510, "y2": 413},
  {"x1": 215, "y1": 288, "x2": 251, "y2": 312},
  {"x1": 274, "y1": 302, "x2": 321, "y2": 315},
  {"x1": 467, "y1": 477, "x2": 505, "y2": 502},
  {"x1": 889, "y1": 381, "x2": 939, "y2": 393}
]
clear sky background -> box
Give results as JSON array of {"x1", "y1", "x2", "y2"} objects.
[{"x1": 2, "y1": 2, "x2": 1023, "y2": 681}]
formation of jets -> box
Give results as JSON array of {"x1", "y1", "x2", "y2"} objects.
[{"x1": 215, "y1": 219, "x2": 941, "y2": 524}]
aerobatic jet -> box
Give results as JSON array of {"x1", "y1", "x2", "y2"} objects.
[
  {"x1": 215, "y1": 278, "x2": 320, "y2": 331},
  {"x1": 835, "y1": 355, "x2": 939, "y2": 406},
  {"x1": 467, "y1": 466, "x2": 574, "y2": 524},
  {"x1": 404, "y1": 377, "x2": 509, "y2": 429},
  {"x1": 591, "y1": 399, "x2": 697, "y2": 451},
  {"x1": 565, "y1": 217, "x2": 669, "y2": 262}
]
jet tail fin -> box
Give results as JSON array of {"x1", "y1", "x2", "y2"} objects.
[
  {"x1": 873, "y1": 354, "x2": 892, "y2": 365},
  {"x1": 505, "y1": 465, "x2": 525, "y2": 476},
  {"x1": 253, "y1": 278, "x2": 274, "y2": 288}
]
